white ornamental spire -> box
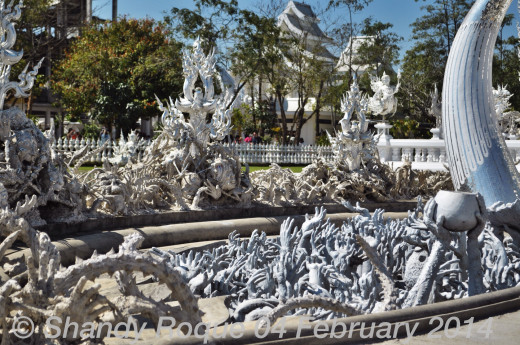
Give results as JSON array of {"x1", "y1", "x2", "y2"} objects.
[
  {"x1": 0, "y1": 0, "x2": 43, "y2": 109},
  {"x1": 157, "y1": 37, "x2": 238, "y2": 150}
]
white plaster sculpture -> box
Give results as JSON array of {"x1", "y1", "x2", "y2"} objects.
[
  {"x1": 152, "y1": 195, "x2": 519, "y2": 324},
  {"x1": 250, "y1": 156, "x2": 452, "y2": 207},
  {"x1": 0, "y1": 0, "x2": 43, "y2": 110},
  {"x1": 442, "y1": 0, "x2": 520, "y2": 207},
  {"x1": 367, "y1": 72, "x2": 400, "y2": 160},
  {"x1": 0, "y1": 199, "x2": 202, "y2": 343},
  {"x1": 493, "y1": 85, "x2": 512, "y2": 120},
  {"x1": 158, "y1": 38, "x2": 234, "y2": 153},
  {"x1": 109, "y1": 129, "x2": 147, "y2": 166},
  {"x1": 493, "y1": 85, "x2": 519, "y2": 138},
  {"x1": 429, "y1": 84, "x2": 443, "y2": 139},
  {"x1": 72, "y1": 38, "x2": 249, "y2": 214},
  {"x1": 327, "y1": 77, "x2": 373, "y2": 171},
  {"x1": 368, "y1": 71, "x2": 401, "y2": 121},
  {"x1": 441, "y1": 0, "x2": 520, "y2": 246},
  {"x1": 0, "y1": 0, "x2": 92, "y2": 226},
  {"x1": 150, "y1": 37, "x2": 250, "y2": 209}
]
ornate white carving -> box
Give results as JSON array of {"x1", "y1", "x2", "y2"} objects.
[
  {"x1": 493, "y1": 85, "x2": 519, "y2": 136},
  {"x1": 442, "y1": 0, "x2": 520, "y2": 205},
  {"x1": 327, "y1": 77, "x2": 373, "y2": 171},
  {"x1": 109, "y1": 130, "x2": 147, "y2": 166},
  {"x1": 0, "y1": 0, "x2": 43, "y2": 109},
  {"x1": 151, "y1": 195, "x2": 520, "y2": 324},
  {"x1": 150, "y1": 38, "x2": 250, "y2": 209},
  {"x1": 368, "y1": 71, "x2": 401, "y2": 119},
  {"x1": 429, "y1": 84, "x2": 442, "y2": 129},
  {"x1": 158, "y1": 38, "x2": 235, "y2": 153}
]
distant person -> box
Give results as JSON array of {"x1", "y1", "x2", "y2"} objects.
[
  {"x1": 299, "y1": 137, "x2": 304, "y2": 145},
  {"x1": 68, "y1": 128, "x2": 79, "y2": 140},
  {"x1": 234, "y1": 135, "x2": 242, "y2": 144},
  {"x1": 100, "y1": 127, "x2": 110, "y2": 143},
  {"x1": 244, "y1": 134, "x2": 252, "y2": 143},
  {"x1": 252, "y1": 132, "x2": 262, "y2": 144}
]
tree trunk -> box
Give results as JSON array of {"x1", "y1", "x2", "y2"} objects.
[
  {"x1": 442, "y1": 2, "x2": 451, "y2": 62},
  {"x1": 258, "y1": 76, "x2": 263, "y2": 135},
  {"x1": 276, "y1": 91, "x2": 288, "y2": 145},
  {"x1": 294, "y1": 106, "x2": 306, "y2": 144},
  {"x1": 314, "y1": 80, "x2": 325, "y2": 139},
  {"x1": 348, "y1": 5, "x2": 354, "y2": 85},
  {"x1": 250, "y1": 82, "x2": 256, "y2": 128},
  {"x1": 258, "y1": 76, "x2": 262, "y2": 103}
]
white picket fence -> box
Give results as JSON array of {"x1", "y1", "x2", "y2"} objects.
[
  {"x1": 225, "y1": 143, "x2": 334, "y2": 164},
  {"x1": 52, "y1": 137, "x2": 520, "y2": 170},
  {"x1": 52, "y1": 138, "x2": 151, "y2": 163},
  {"x1": 52, "y1": 138, "x2": 334, "y2": 165}
]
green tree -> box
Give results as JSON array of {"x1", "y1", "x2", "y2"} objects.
[
  {"x1": 493, "y1": 14, "x2": 520, "y2": 110},
  {"x1": 165, "y1": 0, "x2": 239, "y2": 49},
  {"x1": 399, "y1": 0, "x2": 471, "y2": 121},
  {"x1": 263, "y1": 42, "x2": 292, "y2": 144},
  {"x1": 232, "y1": 100, "x2": 278, "y2": 138},
  {"x1": 353, "y1": 18, "x2": 402, "y2": 78},
  {"x1": 166, "y1": 1, "x2": 286, "y2": 112},
  {"x1": 281, "y1": 37, "x2": 336, "y2": 144},
  {"x1": 230, "y1": 10, "x2": 284, "y2": 109},
  {"x1": 327, "y1": 0, "x2": 374, "y2": 82},
  {"x1": 52, "y1": 18, "x2": 183, "y2": 134}
]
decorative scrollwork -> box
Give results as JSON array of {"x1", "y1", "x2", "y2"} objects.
[{"x1": 0, "y1": 0, "x2": 43, "y2": 109}]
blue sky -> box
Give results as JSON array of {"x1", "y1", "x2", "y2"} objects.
[{"x1": 92, "y1": 0, "x2": 520, "y2": 64}]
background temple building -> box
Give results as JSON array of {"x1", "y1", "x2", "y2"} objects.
[
  {"x1": 336, "y1": 35, "x2": 375, "y2": 75},
  {"x1": 249, "y1": 1, "x2": 374, "y2": 144},
  {"x1": 277, "y1": 1, "x2": 336, "y2": 63},
  {"x1": 275, "y1": 1, "x2": 336, "y2": 144}
]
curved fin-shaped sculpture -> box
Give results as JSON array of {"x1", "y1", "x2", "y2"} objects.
[{"x1": 442, "y1": 0, "x2": 520, "y2": 205}]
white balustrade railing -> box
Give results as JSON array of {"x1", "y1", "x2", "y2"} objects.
[
  {"x1": 52, "y1": 137, "x2": 520, "y2": 170},
  {"x1": 381, "y1": 139, "x2": 447, "y2": 163},
  {"x1": 222, "y1": 143, "x2": 334, "y2": 165}
]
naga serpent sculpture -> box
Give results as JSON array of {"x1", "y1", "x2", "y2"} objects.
[{"x1": 443, "y1": 0, "x2": 520, "y2": 206}]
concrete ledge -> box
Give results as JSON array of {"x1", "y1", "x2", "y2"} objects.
[
  {"x1": 36, "y1": 201, "x2": 418, "y2": 239},
  {"x1": 154, "y1": 285, "x2": 520, "y2": 344},
  {"x1": 10, "y1": 212, "x2": 408, "y2": 266}
]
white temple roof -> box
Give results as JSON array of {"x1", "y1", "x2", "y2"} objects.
[
  {"x1": 336, "y1": 36, "x2": 375, "y2": 74},
  {"x1": 277, "y1": 1, "x2": 335, "y2": 61},
  {"x1": 285, "y1": 1, "x2": 318, "y2": 20}
]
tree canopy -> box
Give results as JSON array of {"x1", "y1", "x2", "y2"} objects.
[
  {"x1": 493, "y1": 14, "x2": 520, "y2": 111},
  {"x1": 354, "y1": 18, "x2": 402, "y2": 77},
  {"x1": 399, "y1": 0, "x2": 471, "y2": 121},
  {"x1": 51, "y1": 18, "x2": 183, "y2": 134}
]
